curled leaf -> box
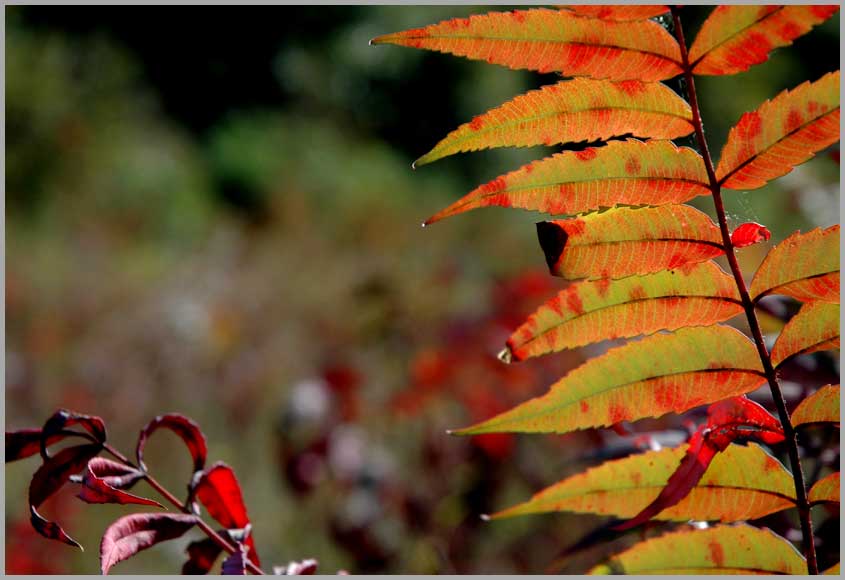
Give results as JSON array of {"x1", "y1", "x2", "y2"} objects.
[
  {"x1": 100, "y1": 513, "x2": 199, "y2": 574},
  {"x1": 78, "y1": 457, "x2": 163, "y2": 508},
  {"x1": 731, "y1": 222, "x2": 771, "y2": 248},
  {"x1": 136, "y1": 413, "x2": 207, "y2": 473},
  {"x1": 30, "y1": 505, "x2": 82, "y2": 550},
  {"x1": 6, "y1": 429, "x2": 66, "y2": 463},
  {"x1": 40, "y1": 409, "x2": 106, "y2": 459}
]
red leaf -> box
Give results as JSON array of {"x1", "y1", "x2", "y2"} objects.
[
  {"x1": 100, "y1": 513, "x2": 199, "y2": 574},
  {"x1": 193, "y1": 462, "x2": 260, "y2": 566},
  {"x1": 614, "y1": 428, "x2": 718, "y2": 531},
  {"x1": 616, "y1": 396, "x2": 784, "y2": 529},
  {"x1": 30, "y1": 505, "x2": 82, "y2": 550},
  {"x1": 221, "y1": 542, "x2": 249, "y2": 575},
  {"x1": 136, "y1": 413, "x2": 207, "y2": 473},
  {"x1": 183, "y1": 537, "x2": 224, "y2": 574},
  {"x1": 78, "y1": 457, "x2": 164, "y2": 508},
  {"x1": 28, "y1": 443, "x2": 102, "y2": 548},
  {"x1": 731, "y1": 222, "x2": 772, "y2": 248},
  {"x1": 6, "y1": 429, "x2": 65, "y2": 462},
  {"x1": 40, "y1": 409, "x2": 106, "y2": 459}
]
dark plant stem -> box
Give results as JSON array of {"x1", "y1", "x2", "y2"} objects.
[
  {"x1": 103, "y1": 443, "x2": 265, "y2": 575},
  {"x1": 670, "y1": 7, "x2": 818, "y2": 574}
]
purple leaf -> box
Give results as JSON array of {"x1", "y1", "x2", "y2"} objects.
[
  {"x1": 100, "y1": 513, "x2": 199, "y2": 574},
  {"x1": 6, "y1": 429, "x2": 65, "y2": 462},
  {"x1": 78, "y1": 457, "x2": 164, "y2": 508},
  {"x1": 40, "y1": 409, "x2": 106, "y2": 459},
  {"x1": 221, "y1": 543, "x2": 249, "y2": 575},
  {"x1": 183, "y1": 537, "x2": 224, "y2": 575},
  {"x1": 136, "y1": 414, "x2": 207, "y2": 473}
]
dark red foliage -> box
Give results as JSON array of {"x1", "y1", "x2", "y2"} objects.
[
  {"x1": 731, "y1": 222, "x2": 772, "y2": 248},
  {"x1": 40, "y1": 409, "x2": 107, "y2": 459},
  {"x1": 192, "y1": 462, "x2": 260, "y2": 566},
  {"x1": 78, "y1": 457, "x2": 163, "y2": 508},
  {"x1": 221, "y1": 542, "x2": 249, "y2": 575},
  {"x1": 6, "y1": 429, "x2": 65, "y2": 462},
  {"x1": 100, "y1": 513, "x2": 199, "y2": 574},
  {"x1": 136, "y1": 413, "x2": 208, "y2": 473},
  {"x1": 183, "y1": 537, "x2": 224, "y2": 574}
]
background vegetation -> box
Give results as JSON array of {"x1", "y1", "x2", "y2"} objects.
[{"x1": 6, "y1": 6, "x2": 839, "y2": 574}]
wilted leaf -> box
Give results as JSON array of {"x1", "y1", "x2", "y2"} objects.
[
  {"x1": 6, "y1": 429, "x2": 65, "y2": 463},
  {"x1": 414, "y1": 82, "x2": 693, "y2": 168},
  {"x1": 537, "y1": 204, "x2": 724, "y2": 281},
  {"x1": 589, "y1": 523, "x2": 807, "y2": 574},
  {"x1": 136, "y1": 413, "x2": 207, "y2": 473},
  {"x1": 78, "y1": 457, "x2": 163, "y2": 508},
  {"x1": 489, "y1": 443, "x2": 794, "y2": 522},
  {"x1": 425, "y1": 140, "x2": 707, "y2": 223},
  {"x1": 503, "y1": 262, "x2": 741, "y2": 361},
  {"x1": 193, "y1": 462, "x2": 260, "y2": 567},
  {"x1": 560, "y1": 5, "x2": 669, "y2": 22},
  {"x1": 371, "y1": 8, "x2": 682, "y2": 81},
  {"x1": 750, "y1": 225, "x2": 840, "y2": 303},
  {"x1": 689, "y1": 6, "x2": 839, "y2": 76},
  {"x1": 731, "y1": 222, "x2": 771, "y2": 248},
  {"x1": 809, "y1": 471, "x2": 839, "y2": 505},
  {"x1": 717, "y1": 71, "x2": 840, "y2": 190},
  {"x1": 454, "y1": 325, "x2": 765, "y2": 435},
  {"x1": 40, "y1": 409, "x2": 106, "y2": 459},
  {"x1": 792, "y1": 384, "x2": 840, "y2": 427},
  {"x1": 771, "y1": 301, "x2": 839, "y2": 367},
  {"x1": 100, "y1": 513, "x2": 199, "y2": 574}
]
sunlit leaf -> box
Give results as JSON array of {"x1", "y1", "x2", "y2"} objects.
[
  {"x1": 503, "y1": 262, "x2": 741, "y2": 361},
  {"x1": 716, "y1": 71, "x2": 840, "y2": 190},
  {"x1": 824, "y1": 563, "x2": 841, "y2": 574},
  {"x1": 559, "y1": 5, "x2": 670, "y2": 22},
  {"x1": 589, "y1": 523, "x2": 807, "y2": 574},
  {"x1": 792, "y1": 384, "x2": 840, "y2": 428},
  {"x1": 371, "y1": 8, "x2": 682, "y2": 80},
  {"x1": 731, "y1": 222, "x2": 771, "y2": 248},
  {"x1": 425, "y1": 140, "x2": 706, "y2": 223},
  {"x1": 689, "y1": 6, "x2": 839, "y2": 76},
  {"x1": 414, "y1": 82, "x2": 693, "y2": 168},
  {"x1": 771, "y1": 301, "x2": 840, "y2": 367},
  {"x1": 100, "y1": 513, "x2": 199, "y2": 574},
  {"x1": 537, "y1": 205, "x2": 724, "y2": 281},
  {"x1": 750, "y1": 225, "x2": 840, "y2": 303},
  {"x1": 453, "y1": 325, "x2": 765, "y2": 435},
  {"x1": 490, "y1": 443, "x2": 794, "y2": 522},
  {"x1": 809, "y1": 471, "x2": 839, "y2": 505}
]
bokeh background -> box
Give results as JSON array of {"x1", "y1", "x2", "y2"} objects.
[{"x1": 6, "y1": 6, "x2": 840, "y2": 574}]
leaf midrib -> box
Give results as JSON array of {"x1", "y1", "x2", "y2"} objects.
[{"x1": 690, "y1": 5, "x2": 786, "y2": 68}]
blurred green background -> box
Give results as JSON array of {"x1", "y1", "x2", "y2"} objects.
[{"x1": 5, "y1": 6, "x2": 839, "y2": 574}]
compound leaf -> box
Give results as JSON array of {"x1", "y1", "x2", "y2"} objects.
[
  {"x1": 589, "y1": 524, "x2": 807, "y2": 574},
  {"x1": 792, "y1": 384, "x2": 840, "y2": 428},
  {"x1": 689, "y1": 6, "x2": 839, "y2": 76},
  {"x1": 771, "y1": 301, "x2": 840, "y2": 367},
  {"x1": 809, "y1": 471, "x2": 840, "y2": 505},
  {"x1": 415, "y1": 81, "x2": 693, "y2": 168},
  {"x1": 504, "y1": 261, "x2": 741, "y2": 361},
  {"x1": 717, "y1": 71, "x2": 840, "y2": 190},
  {"x1": 750, "y1": 225, "x2": 840, "y2": 303},
  {"x1": 537, "y1": 205, "x2": 724, "y2": 281},
  {"x1": 490, "y1": 443, "x2": 794, "y2": 522},
  {"x1": 453, "y1": 325, "x2": 765, "y2": 435},
  {"x1": 425, "y1": 139, "x2": 707, "y2": 223},
  {"x1": 371, "y1": 8, "x2": 682, "y2": 81}
]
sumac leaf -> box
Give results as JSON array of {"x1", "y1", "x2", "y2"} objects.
[
  {"x1": 809, "y1": 471, "x2": 840, "y2": 505},
  {"x1": 503, "y1": 261, "x2": 742, "y2": 361},
  {"x1": 537, "y1": 205, "x2": 724, "y2": 281},
  {"x1": 560, "y1": 5, "x2": 670, "y2": 22},
  {"x1": 589, "y1": 523, "x2": 808, "y2": 574},
  {"x1": 750, "y1": 225, "x2": 840, "y2": 303},
  {"x1": 453, "y1": 325, "x2": 765, "y2": 435},
  {"x1": 731, "y1": 222, "x2": 771, "y2": 248},
  {"x1": 425, "y1": 140, "x2": 707, "y2": 223},
  {"x1": 824, "y1": 563, "x2": 841, "y2": 575},
  {"x1": 792, "y1": 384, "x2": 840, "y2": 428},
  {"x1": 689, "y1": 6, "x2": 839, "y2": 76},
  {"x1": 705, "y1": 396, "x2": 785, "y2": 448},
  {"x1": 489, "y1": 442, "x2": 794, "y2": 523},
  {"x1": 6, "y1": 429, "x2": 65, "y2": 463},
  {"x1": 193, "y1": 462, "x2": 260, "y2": 567},
  {"x1": 414, "y1": 82, "x2": 693, "y2": 168},
  {"x1": 771, "y1": 301, "x2": 840, "y2": 367},
  {"x1": 78, "y1": 457, "x2": 163, "y2": 508},
  {"x1": 136, "y1": 413, "x2": 207, "y2": 473},
  {"x1": 40, "y1": 409, "x2": 106, "y2": 459},
  {"x1": 717, "y1": 71, "x2": 840, "y2": 190},
  {"x1": 100, "y1": 513, "x2": 199, "y2": 574},
  {"x1": 371, "y1": 8, "x2": 682, "y2": 81}
]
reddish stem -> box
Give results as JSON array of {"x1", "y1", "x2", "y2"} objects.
[
  {"x1": 103, "y1": 443, "x2": 264, "y2": 575},
  {"x1": 670, "y1": 7, "x2": 818, "y2": 574}
]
